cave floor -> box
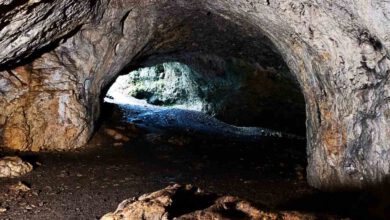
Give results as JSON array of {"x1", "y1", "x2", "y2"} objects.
[{"x1": 0, "y1": 103, "x2": 384, "y2": 219}]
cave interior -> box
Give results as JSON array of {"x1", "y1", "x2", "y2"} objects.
[{"x1": 1, "y1": 0, "x2": 390, "y2": 219}]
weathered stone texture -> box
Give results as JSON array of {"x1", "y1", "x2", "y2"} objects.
[
  {"x1": 0, "y1": 53, "x2": 90, "y2": 151},
  {"x1": 0, "y1": 0, "x2": 99, "y2": 66},
  {"x1": 100, "y1": 184, "x2": 325, "y2": 220},
  {"x1": 0, "y1": 0, "x2": 389, "y2": 189},
  {"x1": 0, "y1": 156, "x2": 32, "y2": 178}
]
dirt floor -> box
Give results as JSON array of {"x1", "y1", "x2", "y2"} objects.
[{"x1": 0, "y1": 102, "x2": 389, "y2": 220}]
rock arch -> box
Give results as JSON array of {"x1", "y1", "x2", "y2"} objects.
[{"x1": 0, "y1": 0, "x2": 389, "y2": 189}]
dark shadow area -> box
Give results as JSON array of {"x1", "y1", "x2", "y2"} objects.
[
  {"x1": 165, "y1": 187, "x2": 218, "y2": 218},
  {"x1": 281, "y1": 185, "x2": 390, "y2": 220}
]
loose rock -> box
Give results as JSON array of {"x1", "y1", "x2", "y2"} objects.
[
  {"x1": 9, "y1": 181, "x2": 31, "y2": 193},
  {"x1": 100, "y1": 184, "x2": 333, "y2": 220},
  {"x1": 104, "y1": 129, "x2": 130, "y2": 142},
  {"x1": 0, "y1": 157, "x2": 33, "y2": 178}
]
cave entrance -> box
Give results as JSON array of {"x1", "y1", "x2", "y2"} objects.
[
  {"x1": 90, "y1": 9, "x2": 309, "y2": 205},
  {"x1": 97, "y1": 58, "x2": 308, "y2": 205},
  {"x1": 103, "y1": 60, "x2": 306, "y2": 137}
]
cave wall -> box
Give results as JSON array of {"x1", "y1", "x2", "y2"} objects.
[{"x1": 0, "y1": 0, "x2": 389, "y2": 189}]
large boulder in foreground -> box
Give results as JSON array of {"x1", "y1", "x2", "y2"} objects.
[{"x1": 100, "y1": 184, "x2": 332, "y2": 220}]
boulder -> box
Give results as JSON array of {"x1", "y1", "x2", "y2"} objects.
[{"x1": 100, "y1": 184, "x2": 331, "y2": 220}]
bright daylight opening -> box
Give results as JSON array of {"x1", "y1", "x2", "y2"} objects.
[{"x1": 104, "y1": 61, "x2": 306, "y2": 138}]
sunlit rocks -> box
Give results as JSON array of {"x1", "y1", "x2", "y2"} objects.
[
  {"x1": 0, "y1": 156, "x2": 32, "y2": 178},
  {"x1": 100, "y1": 184, "x2": 333, "y2": 220}
]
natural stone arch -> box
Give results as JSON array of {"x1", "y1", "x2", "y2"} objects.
[{"x1": 0, "y1": 0, "x2": 389, "y2": 190}]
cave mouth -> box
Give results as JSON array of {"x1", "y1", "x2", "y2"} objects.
[
  {"x1": 85, "y1": 57, "x2": 310, "y2": 209},
  {"x1": 102, "y1": 60, "x2": 307, "y2": 137},
  {"x1": 89, "y1": 59, "x2": 310, "y2": 211}
]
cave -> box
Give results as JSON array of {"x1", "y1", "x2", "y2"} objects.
[{"x1": 0, "y1": 0, "x2": 390, "y2": 219}]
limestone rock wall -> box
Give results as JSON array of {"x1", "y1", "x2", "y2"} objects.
[
  {"x1": 0, "y1": 0, "x2": 389, "y2": 189},
  {"x1": 0, "y1": 54, "x2": 90, "y2": 151},
  {"x1": 0, "y1": 0, "x2": 99, "y2": 66}
]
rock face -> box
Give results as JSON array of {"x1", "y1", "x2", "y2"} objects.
[
  {"x1": 100, "y1": 184, "x2": 322, "y2": 220},
  {"x1": 0, "y1": 0, "x2": 389, "y2": 189},
  {"x1": 0, "y1": 156, "x2": 33, "y2": 178},
  {"x1": 108, "y1": 60, "x2": 305, "y2": 133}
]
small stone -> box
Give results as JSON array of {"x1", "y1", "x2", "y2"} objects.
[
  {"x1": 104, "y1": 128, "x2": 130, "y2": 142},
  {"x1": 113, "y1": 142, "x2": 123, "y2": 147},
  {"x1": 0, "y1": 156, "x2": 33, "y2": 178},
  {"x1": 167, "y1": 135, "x2": 190, "y2": 146},
  {"x1": 9, "y1": 181, "x2": 31, "y2": 192},
  {"x1": 145, "y1": 133, "x2": 163, "y2": 143},
  {"x1": 0, "y1": 207, "x2": 7, "y2": 213}
]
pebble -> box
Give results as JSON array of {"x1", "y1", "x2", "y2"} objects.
[
  {"x1": 9, "y1": 181, "x2": 31, "y2": 192},
  {"x1": 113, "y1": 142, "x2": 123, "y2": 147},
  {"x1": 104, "y1": 129, "x2": 130, "y2": 142}
]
